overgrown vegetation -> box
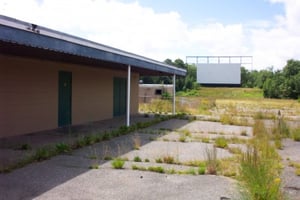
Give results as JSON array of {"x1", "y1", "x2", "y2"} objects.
[
  {"x1": 292, "y1": 128, "x2": 300, "y2": 141},
  {"x1": 242, "y1": 60, "x2": 300, "y2": 99},
  {"x1": 205, "y1": 147, "x2": 218, "y2": 175},
  {"x1": 1, "y1": 115, "x2": 176, "y2": 173},
  {"x1": 214, "y1": 137, "x2": 228, "y2": 148},
  {"x1": 239, "y1": 120, "x2": 284, "y2": 200}
]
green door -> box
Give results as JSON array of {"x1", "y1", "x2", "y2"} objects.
[
  {"x1": 58, "y1": 71, "x2": 72, "y2": 127},
  {"x1": 113, "y1": 77, "x2": 127, "y2": 116}
]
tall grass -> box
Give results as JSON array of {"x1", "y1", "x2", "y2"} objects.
[
  {"x1": 205, "y1": 146, "x2": 218, "y2": 175},
  {"x1": 239, "y1": 120, "x2": 284, "y2": 200}
]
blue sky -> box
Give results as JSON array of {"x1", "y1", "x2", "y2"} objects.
[
  {"x1": 1, "y1": 0, "x2": 300, "y2": 70},
  {"x1": 120, "y1": 0, "x2": 284, "y2": 25}
]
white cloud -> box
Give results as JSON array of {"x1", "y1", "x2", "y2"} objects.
[
  {"x1": 249, "y1": 0, "x2": 300, "y2": 69},
  {"x1": 1, "y1": 0, "x2": 300, "y2": 70}
]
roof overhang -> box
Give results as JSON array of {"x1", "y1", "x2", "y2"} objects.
[{"x1": 0, "y1": 15, "x2": 186, "y2": 76}]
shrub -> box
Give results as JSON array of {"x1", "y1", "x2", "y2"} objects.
[
  {"x1": 144, "y1": 158, "x2": 150, "y2": 162},
  {"x1": 111, "y1": 158, "x2": 125, "y2": 169},
  {"x1": 155, "y1": 158, "x2": 163, "y2": 163},
  {"x1": 133, "y1": 156, "x2": 142, "y2": 162},
  {"x1": 214, "y1": 137, "x2": 228, "y2": 148}
]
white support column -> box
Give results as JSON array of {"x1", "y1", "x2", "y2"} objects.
[
  {"x1": 172, "y1": 74, "x2": 176, "y2": 115},
  {"x1": 127, "y1": 65, "x2": 131, "y2": 126}
]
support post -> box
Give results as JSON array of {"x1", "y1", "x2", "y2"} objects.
[
  {"x1": 127, "y1": 65, "x2": 131, "y2": 126},
  {"x1": 172, "y1": 74, "x2": 176, "y2": 115}
]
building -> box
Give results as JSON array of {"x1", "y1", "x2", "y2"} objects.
[
  {"x1": 0, "y1": 15, "x2": 186, "y2": 138},
  {"x1": 139, "y1": 84, "x2": 174, "y2": 103}
]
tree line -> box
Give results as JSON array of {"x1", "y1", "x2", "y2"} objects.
[
  {"x1": 242, "y1": 59, "x2": 300, "y2": 99},
  {"x1": 141, "y1": 58, "x2": 300, "y2": 100},
  {"x1": 140, "y1": 58, "x2": 198, "y2": 91}
]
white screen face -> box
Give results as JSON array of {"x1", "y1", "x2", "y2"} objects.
[{"x1": 197, "y1": 63, "x2": 241, "y2": 84}]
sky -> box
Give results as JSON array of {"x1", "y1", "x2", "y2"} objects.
[{"x1": 1, "y1": 0, "x2": 300, "y2": 70}]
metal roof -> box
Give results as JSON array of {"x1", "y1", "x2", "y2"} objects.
[{"x1": 0, "y1": 15, "x2": 186, "y2": 76}]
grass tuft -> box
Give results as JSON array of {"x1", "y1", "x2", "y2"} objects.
[
  {"x1": 214, "y1": 137, "x2": 228, "y2": 148},
  {"x1": 111, "y1": 158, "x2": 125, "y2": 169},
  {"x1": 205, "y1": 147, "x2": 218, "y2": 175}
]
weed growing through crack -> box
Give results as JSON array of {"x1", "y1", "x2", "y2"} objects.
[
  {"x1": 133, "y1": 156, "x2": 142, "y2": 162},
  {"x1": 111, "y1": 158, "x2": 125, "y2": 169},
  {"x1": 34, "y1": 146, "x2": 56, "y2": 161},
  {"x1": 214, "y1": 137, "x2": 228, "y2": 148},
  {"x1": 186, "y1": 168, "x2": 197, "y2": 175},
  {"x1": 163, "y1": 155, "x2": 175, "y2": 164},
  {"x1": 148, "y1": 166, "x2": 165, "y2": 173},
  {"x1": 132, "y1": 134, "x2": 141, "y2": 150},
  {"x1": 205, "y1": 146, "x2": 218, "y2": 175},
  {"x1": 201, "y1": 137, "x2": 210, "y2": 143},
  {"x1": 55, "y1": 143, "x2": 71, "y2": 153},
  {"x1": 198, "y1": 166, "x2": 206, "y2": 175}
]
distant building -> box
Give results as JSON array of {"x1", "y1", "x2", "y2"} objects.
[{"x1": 139, "y1": 84, "x2": 174, "y2": 103}]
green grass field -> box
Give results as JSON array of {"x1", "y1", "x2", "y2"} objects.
[
  {"x1": 140, "y1": 87, "x2": 300, "y2": 118},
  {"x1": 177, "y1": 87, "x2": 263, "y2": 99}
]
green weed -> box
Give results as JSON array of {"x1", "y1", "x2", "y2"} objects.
[
  {"x1": 214, "y1": 137, "x2": 228, "y2": 148},
  {"x1": 55, "y1": 142, "x2": 71, "y2": 153},
  {"x1": 148, "y1": 166, "x2": 165, "y2": 173},
  {"x1": 198, "y1": 166, "x2": 206, "y2": 175},
  {"x1": 133, "y1": 156, "x2": 142, "y2": 162},
  {"x1": 111, "y1": 158, "x2": 125, "y2": 169}
]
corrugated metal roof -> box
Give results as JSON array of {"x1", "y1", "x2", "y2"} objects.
[{"x1": 0, "y1": 15, "x2": 186, "y2": 76}]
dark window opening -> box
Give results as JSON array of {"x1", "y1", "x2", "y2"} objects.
[{"x1": 155, "y1": 89, "x2": 162, "y2": 95}]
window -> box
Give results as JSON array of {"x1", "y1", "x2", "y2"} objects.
[{"x1": 155, "y1": 89, "x2": 162, "y2": 95}]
